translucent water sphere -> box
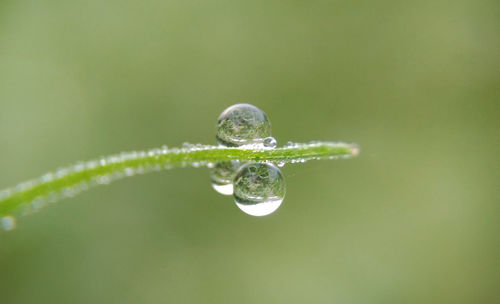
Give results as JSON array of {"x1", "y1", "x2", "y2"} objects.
[
  {"x1": 1, "y1": 215, "x2": 16, "y2": 231},
  {"x1": 209, "y1": 161, "x2": 242, "y2": 195},
  {"x1": 233, "y1": 163, "x2": 285, "y2": 216},
  {"x1": 263, "y1": 136, "x2": 277, "y2": 148},
  {"x1": 216, "y1": 104, "x2": 272, "y2": 147}
]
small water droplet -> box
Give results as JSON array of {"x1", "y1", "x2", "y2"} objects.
[
  {"x1": 124, "y1": 168, "x2": 135, "y2": 176},
  {"x1": 62, "y1": 187, "x2": 76, "y2": 197},
  {"x1": 55, "y1": 168, "x2": 69, "y2": 178},
  {"x1": 276, "y1": 161, "x2": 286, "y2": 168},
  {"x1": 73, "y1": 162, "x2": 85, "y2": 172},
  {"x1": 31, "y1": 197, "x2": 45, "y2": 210},
  {"x1": 86, "y1": 161, "x2": 98, "y2": 170},
  {"x1": 79, "y1": 181, "x2": 89, "y2": 191},
  {"x1": 96, "y1": 175, "x2": 111, "y2": 184},
  {"x1": 48, "y1": 192, "x2": 60, "y2": 203},
  {"x1": 0, "y1": 189, "x2": 12, "y2": 200},
  {"x1": 182, "y1": 142, "x2": 193, "y2": 149},
  {"x1": 263, "y1": 137, "x2": 277, "y2": 148},
  {"x1": 233, "y1": 163, "x2": 285, "y2": 216},
  {"x1": 210, "y1": 161, "x2": 241, "y2": 195},
  {"x1": 215, "y1": 104, "x2": 272, "y2": 147},
  {"x1": 1, "y1": 215, "x2": 16, "y2": 231},
  {"x1": 350, "y1": 145, "x2": 360, "y2": 156}
]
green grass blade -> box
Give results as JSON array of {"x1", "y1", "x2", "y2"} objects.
[{"x1": 0, "y1": 141, "x2": 358, "y2": 218}]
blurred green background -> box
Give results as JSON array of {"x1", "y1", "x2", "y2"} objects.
[{"x1": 0, "y1": 0, "x2": 498, "y2": 303}]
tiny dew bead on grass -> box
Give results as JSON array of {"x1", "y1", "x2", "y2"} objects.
[{"x1": 0, "y1": 104, "x2": 359, "y2": 229}]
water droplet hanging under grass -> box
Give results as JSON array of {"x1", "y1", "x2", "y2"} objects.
[
  {"x1": 233, "y1": 163, "x2": 285, "y2": 217},
  {"x1": 209, "y1": 161, "x2": 241, "y2": 195}
]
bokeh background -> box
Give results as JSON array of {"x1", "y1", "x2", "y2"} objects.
[{"x1": 0, "y1": 0, "x2": 498, "y2": 303}]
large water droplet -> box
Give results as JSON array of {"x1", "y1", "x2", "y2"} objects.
[
  {"x1": 209, "y1": 161, "x2": 241, "y2": 195},
  {"x1": 216, "y1": 104, "x2": 272, "y2": 147},
  {"x1": 233, "y1": 163, "x2": 285, "y2": 216},
  {"x1": 1, "y1": 215, "x2": 17, "y2": 231}
]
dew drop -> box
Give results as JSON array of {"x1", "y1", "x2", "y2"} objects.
[
  {"x1": 182, "y1": 142, "x2": 194, "y2": 149},
  {"x1": 263, "y1": 136, "x2": 277, "y2": 148},
  {"x1": 124, "y1": 167, "x2": 135, "y2": 176},
  {"x1": 215, "y1": 104, "x2": 272, "y2": 147},
  {"x1": 1, "y1": 215, "x2": 16, "y2": 231},
  {"x1": 350, "y1": 145, "x2": 360, "y2": 156},
  {"x1": 96, "y1": 175, "x2": 111, "y2": 185},
  {"x1": 31, "y1": 197, "x2": 45, "y2": 210},
  {"x1": 48, "y1": 192, "x2": 60, "y2": 203},
  {"x1": 233, "y1": 163, "x2": 285, "y2": 216},
  {"x1": 211, "y1": 184, "x2": 234, "y2": 196},
  {"x1": 0, "y1": 189, "x2": 11, "y2": 200},
  {"x1": 209, "y1": 161, "x2": 241, "y2": 195}
]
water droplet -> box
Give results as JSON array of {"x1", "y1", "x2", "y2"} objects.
[
  {"x1": 96, "y1": 175, "x2": 111, "y2": 185},
  {"x1": 0, "y1": 189, "x2": 12, "y2": 200},
  {"x1": 182, "y1": 142, "x2": 194, "y2": 149},
  {"x1": 350, "y1": 145, "x2": 360, "y2": 156},
  {"x1": 211, "y1": 183, "x2": 234, "y2": 196},
  {"x1": 216, "y1": 104, "x2": 272, "y2": 147},
  {"x1": 48, "y1": 192, "x2": 60, "y2": 203},
  {"x1": 1, "y1": 215, "x2": 16, "y2": 231},
  {"x1": 210, "y1": 161, "x2": 241, "y2": 195},
  {"x1": 233, "y1": 163, "x2": 285, "y2": 216},
  {"x1": 124, "y1": 168, "x2": 135, "y2": 176},
  {"x1": 73, "y1": 162, "x2": 85, "y2": 172},
  {"x1": 276, "y1": 161, "x2": 286, "y2": 168},
  {"x1": 31, "y1": 197, "x2": 45, "y2": 210},
  {"x1": 263, "y1": 136, "x2": 277, "y2": 148}
]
